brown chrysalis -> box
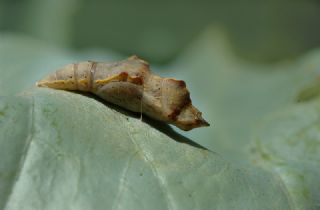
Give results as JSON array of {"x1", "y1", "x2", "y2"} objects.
[{"x1": 36, "y1": 56, "x2": 209, "y2": 131}]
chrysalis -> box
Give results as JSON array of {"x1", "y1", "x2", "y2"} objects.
[{"x1": 36, "y1": 56, "x2": 209, "y2": 131}]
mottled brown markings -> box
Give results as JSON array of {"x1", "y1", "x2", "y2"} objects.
[
  {"x1": 128, "y1": 75, "x2": 143, "y2": 85},
  {"x1": 168, "y1": 98, "x2": 191, "y2": 121},
  {"x1": 159, "y1": 77, "x2": 164, "y2": 116},
  {"x1": 55, "y1": 70, "x2": 58, "y2": 81},
  {"x1": 36, "y1": 56, "x2": 209, "y2": 131},
  {"x1": 88, "y1": 61, "x2": 97, "y2": 91},
  {"x1": 73, "y1": 63, "x2": 78, "y2": 89},
  {"x1": 118, "y1": 72, "x2": 129, "y2": 81}
]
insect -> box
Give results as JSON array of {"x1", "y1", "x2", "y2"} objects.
[{"x1": 36, "y1": 56, "x2": 209, "y2": 131}]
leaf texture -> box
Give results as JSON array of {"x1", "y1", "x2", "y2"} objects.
[{"x1": 0, "y1": 89, "x2": 292, "y2": 210}]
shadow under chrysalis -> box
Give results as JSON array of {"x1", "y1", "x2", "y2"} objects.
[{"x1": 73, "y1": 91, "x2": 209, "y2": 150}]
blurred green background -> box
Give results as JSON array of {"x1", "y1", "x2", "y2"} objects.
[
  {"x1": 1, "y1": 0, "x2": 320, "y2": 63},
  {"x1": 1, "y1": 1, "x2": 320, "y2": 208}
]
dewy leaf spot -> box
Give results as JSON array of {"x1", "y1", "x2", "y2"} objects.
[{"x1": 36, "y1": 56, "x2": 210, "y2": 131}]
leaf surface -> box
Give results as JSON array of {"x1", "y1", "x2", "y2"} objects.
[
  {"x1": 0, "y1": 89, "x2": 292, "y2": 210},
  {"x1": 251, "y1": 98, "x2": 320, "y2": 210}
]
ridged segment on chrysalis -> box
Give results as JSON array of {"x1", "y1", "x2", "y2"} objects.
[{"x1": 36, "y1": 56, "x2": 209, "y2": 131}]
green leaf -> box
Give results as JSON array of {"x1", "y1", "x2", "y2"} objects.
[
  {"x1": 0, "y1": 96, "x2": 33, "y2": 207},
  {"x1": 6, "y1": 31, "x2": 320, "y2": 209},
  {"x1": 251, "y1": 98, "x2": 320, "y2": 210},
  {"x1": 0, "y1": 88, "x2": 292, "y2": 209}
]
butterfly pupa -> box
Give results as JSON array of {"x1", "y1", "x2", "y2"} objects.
[{"x1": 36, "y1": 56, "x2": 209, "y2": 131}]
